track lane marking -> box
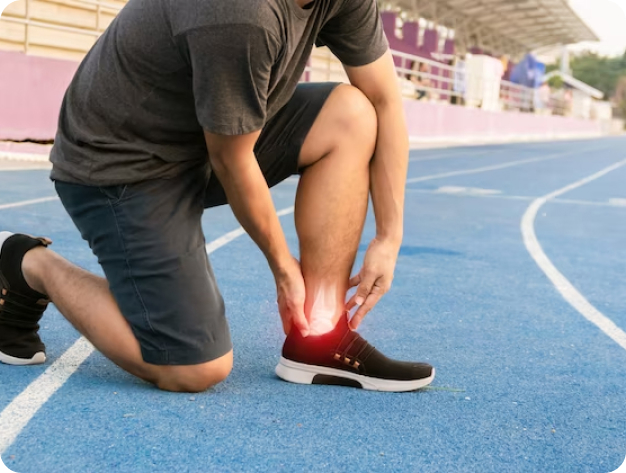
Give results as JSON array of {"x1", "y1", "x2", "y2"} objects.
[
  {"x1": 0, "y1": 143, "x2": 615, "y2": 455},
  {"x1": 205, "y1": 207, "x2": 294, "y2": 254},
  {"x1": 0, "y1": 196, "x2": 58, "y2": 210},
  {"x1": 406, "y1": 189, "x2": 626, "y2": 208},
  {"x1": 406, "y1": 148, "x2": 602, "y2": 184},
  {"x1": 285, "y1": 146, "x2": 599, "y2": 186},
  {"x1": 408, "y1": 141, "x2": 582, "y2": 163},
  {"x1": 409, "y1": 149, "x2": 491, "y2": 162},
  {"x1": 521, "y1": 158, "x2": 626, "y2": 352},
  {"x1": 0, "y1": 206, "x2": 296, "y2": 455}
]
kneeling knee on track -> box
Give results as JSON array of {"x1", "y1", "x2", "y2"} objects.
[{"x1": 155, "y1": 356, "x2": 233, "y2": 393}]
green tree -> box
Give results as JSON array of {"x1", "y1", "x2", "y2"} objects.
[
  {"x1": 547, "y1": 50, "x2": 626, "y2": 117},
  {"x1": 616, "y1": 76, "x2": 626, "y2": 118},
  {"x1": 568, "y1": 52, "x2": 625, "y2": 99}
]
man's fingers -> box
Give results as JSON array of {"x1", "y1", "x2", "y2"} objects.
[
  {"x1": 292, "y1": 307, "x2": 310, "y2": 337},
  {"x1": 282, "y1": 319, "x2": 291, "y2": 336},
  {"x1": 354, "y1": 275, "x2": 375, "y2": 306},
  {"x1": 349, "y1": 291, "x2": 382, "y2": 330},
  {"x1": 349, "y1": 274, "x2": 361, "y2": 288},
  {"x1": 347, "y1": 274, "x2": 378, "y2": 310},
  {"x1": 346, "y1": 294, "x2": 358, "y2": 311}
]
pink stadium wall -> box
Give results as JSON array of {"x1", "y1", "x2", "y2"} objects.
[
  {"x1": 0, "y1": 50, "x2": 78, "y2": 141},
  {"x1": 0, "y1": 50, "x2": 603, "y2": 145},
  {"x1": 403, "y1": 100, "x2": 602, "y2": 142}
]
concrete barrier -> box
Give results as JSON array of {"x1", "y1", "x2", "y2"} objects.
[
  {"x1": 0, "y1": 50, "x2": 78, "y2": 141},
  {"x1": 404, "y1": 99, "x2": 603, "y2": 145},
  {"x1": 0, "y1": 50, "x2": 607, "y2": 145}
]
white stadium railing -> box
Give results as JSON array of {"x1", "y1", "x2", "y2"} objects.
[{"x1": 0, "y1": 0, "x2": 572, "y2": 117}]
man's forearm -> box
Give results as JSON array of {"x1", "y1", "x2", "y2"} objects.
[
  {"x1": 369, "y1": 99, "x2": 409, "y2": 246},
  {"x1": 210, "y1": 154, "x2": 292, "y2": 274}
]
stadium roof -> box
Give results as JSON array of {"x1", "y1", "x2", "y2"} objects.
[{"x1": 385, "y1": 0, "x2": 599, "y2": 57}]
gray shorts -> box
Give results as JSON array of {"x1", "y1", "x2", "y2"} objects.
[{"x1": 55, "y1": 82, "x2": 339, "y2": 366}]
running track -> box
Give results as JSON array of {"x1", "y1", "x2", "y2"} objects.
[{"x1": 1, "y1": 137, "x2": 625, "y2": 473}]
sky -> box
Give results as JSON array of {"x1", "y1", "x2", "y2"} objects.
[{"x1": 568, "y1": 0, "x2": 626, "y2": 57}]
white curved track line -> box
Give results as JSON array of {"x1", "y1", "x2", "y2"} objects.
[
  {"x1": 0, "y1": 206, "x2": 295, "y2": 455},
  {"x1": 521, "y1": 158, "x2": 626, "y2": 352},
  {"x1": 0, "y1": 196, "x2": 58, "y2": 210},
  {"x1": 609, "y1": 455, "x2": 626, "y2": 473},
  {"x1": 407, "y1": 149, "x2": 590, "y2": 184}
]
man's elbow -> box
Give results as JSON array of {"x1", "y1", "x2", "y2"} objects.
[
  {"x1": 208, "y1": 151, "x2": 231, "y2": 178},
  {"x1": 204, "y1": 129, "x2": 261, "y2": 177}
]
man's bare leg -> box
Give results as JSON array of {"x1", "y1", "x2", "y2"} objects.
[
  {"x1": 296, "y1": 85, "x2": 378, "y2": 332},
  {"x1": 277, "y1": 84, "x2": 435, "y2": 391},
  {"x1": 21, "y1": 248, "x2": 232, "y2": 392}
]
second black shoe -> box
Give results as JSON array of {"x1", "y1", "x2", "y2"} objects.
[
  {"x1": 276, "y1": 312, "x2": 434, "y2": 392},
  {"x1": 0, "y1": 231, "x2": 50, "y2": 366}
]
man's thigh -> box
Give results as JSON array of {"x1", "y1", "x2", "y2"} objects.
[
  {"x1": 55, "y1": 167, "x2": 232, "y2": 366},
  {"x1": 203, "y1": 82, "x2": 341, "y2": 208}
]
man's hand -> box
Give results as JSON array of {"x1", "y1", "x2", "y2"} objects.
[
  {"x1": 275, "y1": 257, "x2": 309, "y2": 337},
  {"x1": 205, "y1": 130, "x2": 309, "y2": 336},
  {"x1": 346, "y1": 238, "x2": 400, "y2": 329}
]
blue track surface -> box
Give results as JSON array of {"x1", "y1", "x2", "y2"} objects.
[{"x1": 1, "y1": 137, "x2": 625, "y2": 473}]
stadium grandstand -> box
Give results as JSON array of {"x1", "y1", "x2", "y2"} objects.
[{"x1": 0, "y1": 0, "x2": 621, "y2": 147}]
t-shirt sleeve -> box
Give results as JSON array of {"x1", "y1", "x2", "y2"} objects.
[
  {"x1": 316, "y1": 0, "x2": 389, "y2": 67},
  {"x1": 184, "y1": 25, "x2": 279, "y2": 135}
]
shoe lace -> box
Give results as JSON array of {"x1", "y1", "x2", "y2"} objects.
[
  {"x1": 0, "y1": 288, "x2": 48, "y2": 325},
  {"x1": 335, "y1": 332, "x2": 376, "y2": 372}
]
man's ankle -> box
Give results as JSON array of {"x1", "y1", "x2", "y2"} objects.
[{"x1": 21, "y1": 247, "x2": 49, "y2": 296}]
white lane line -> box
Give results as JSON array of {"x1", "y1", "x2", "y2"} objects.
[
  {"x1": 408, "y1": 142, "x2": 553, "y2": 163},
  {"x1": 435, "y1": 186, "x2": 502, "y2": 196},
  {"x1": 284, "y1": 147, "x2": 598, "y2": 187},
  {"x1": 0, "y1": 205, "x2": 296, "y2": 454},
  {"x1": 0, "y1": 338, "x2": 94, "y2": 454},
  {"x1": 554, "y1": 198, "x2": 626, "y2": 208},
  {"x1": 205, "y1": 206, "x2": 294, "y2": 254},
  {"x1": 0, "y1": 153, "x2": 50, "y2": 163},
  {"x1": 406, "y1": 189, "x2": 626, "y2": 209},
  {"x1": 0, "y1": 166, "x2": 52, "y2": 172},
  {"x1": 407, "y1": 188, "x2": 534, "y2": 202},
  {"x1": 409, "y1": 149, "x2": 491, "y2": 162},
  {"x1": 0, "y1": 196, "x2": 58, "y2": 211},
  {"x1": 406, "y1": 149, "x2": 591, "y2": 184},
  {"x1": 521, "y1": 158, "x2": 626, "y2": 352}
]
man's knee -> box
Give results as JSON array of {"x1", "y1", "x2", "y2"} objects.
[
  {"x1": 154, "y1": 350, "x2": 233, "y2": 393},
  {"x1": 330, "y1": 84, "x2": 378, "y2": 147}
]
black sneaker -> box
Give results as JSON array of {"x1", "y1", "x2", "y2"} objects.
[
  {"x1": 0, "y1": 231, "x2": 51, "y2": 366},
  {"x1": 276, "y1": 312, "x2": 434, "y2": 392}
]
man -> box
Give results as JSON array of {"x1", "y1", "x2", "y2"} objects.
[{"x1": 0, "y1": 0, "x2": 434, "y2": 392}]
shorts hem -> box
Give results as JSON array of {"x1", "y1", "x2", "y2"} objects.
[{"x1": 140, "y1": 337, "x2": 233, "y2": 366}]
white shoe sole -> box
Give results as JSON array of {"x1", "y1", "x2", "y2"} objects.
[
  {"x1": 0, "y1": 350, "x2": 46, "y2": 366},
  {"x1": 275, "y1": 357, "x2": 435, "y2": 392}
]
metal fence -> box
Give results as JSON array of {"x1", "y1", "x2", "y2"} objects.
[
  {"x1": 0, "y1": 0, "x2": 552, "y2": 116},
  {"x1": 0, "y1": 0, "x2": 123, "y2": 56},
  {"x1": 304, "y1": 48, "x2": 537, "y2": 112}
]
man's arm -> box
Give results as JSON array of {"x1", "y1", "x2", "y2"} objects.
[
  {"x1": 344, "y1": 50, "x2": 409, "y2": 327},
  {"x1": 346, "y1": 50, "x2": 408, "y2": 244},
  {"x1": 204, "y1": 131, "x2": 309, "y2": 336}
]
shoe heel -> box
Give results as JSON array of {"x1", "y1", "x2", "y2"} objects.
[{"x1": 275, "y1": 357, "x2": 316, "y2": 385}]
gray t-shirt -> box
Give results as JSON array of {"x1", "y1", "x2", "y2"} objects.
[{"x1": 50, "y1": 0, "x2": 388, "y2": 185}]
